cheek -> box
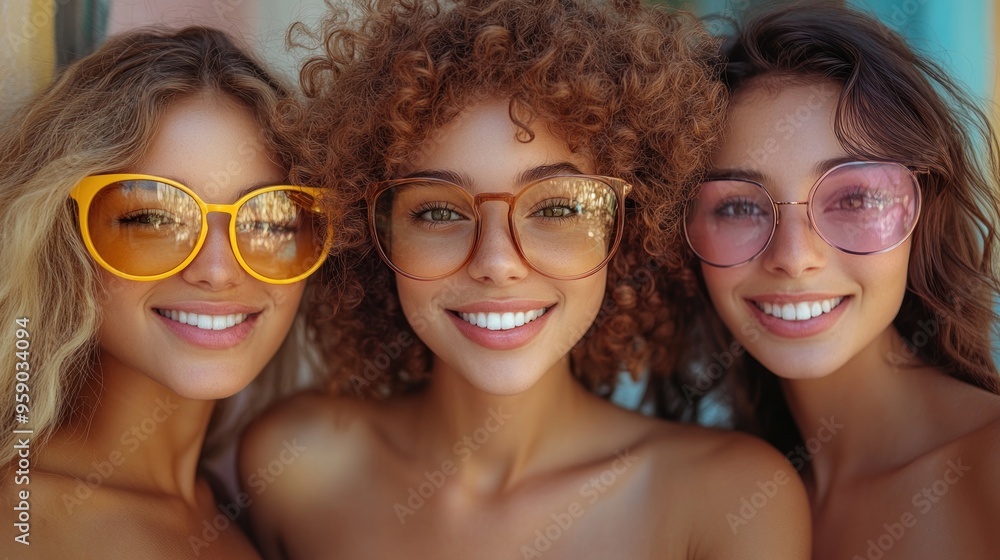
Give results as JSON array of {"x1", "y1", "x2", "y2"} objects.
[
  {"x1": 395, "y1": 277, "x2": 440, "y2": 340},
  {"x1": 96, "y1": 270, "x2": 138, "y2": 305},
  {"x1": 699, "y1": 264, "x2": 739, "y2": 311},
  {"x1": 96, "y1": 272, "x2": 152, "y2": 332},
  {"x1": 95, "y1": 278, "x2": 150, "y2": 354},
  {"x1": 269, "y1": 282, "x2": 307, "y2": 318},
  {"x1": 570, "y1": 271, "x2": 607, "y2": 323},
  {"x1": 855, "y1": 246, "x2": 910, "y2": 308}
]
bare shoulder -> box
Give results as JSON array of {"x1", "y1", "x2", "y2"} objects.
[
  {"x1": 929, "y1": 383, "x2": 1000, "y2": 502},
  {"x1": 240, "y1": 390, "x2": 384, "y2": 478},
  {"x1": 640, "y1": 422, "x2": 812, "y2": 560},
  {"x1": 238, "y1": 391, "x2": 387, "y2": 557},
  {"x1": 950, "y1": 408, "x2": 1000, "y2": 515},
  {"x1": 0, "y1": 468, "x2": 235, "y2": 560},
  {"x1": 639, "y1": 420, "x2": 796, "y2": 480},
  {"x1": 0, "y1": 465, "x2": 126, "y2": 556},
  {"x1": 239, "y1": 390, "x2": 391, "y2": 500}
]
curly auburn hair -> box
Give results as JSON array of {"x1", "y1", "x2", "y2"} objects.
[{"x1": 288, "y1": 0, "x2": 726, "y2": 402}]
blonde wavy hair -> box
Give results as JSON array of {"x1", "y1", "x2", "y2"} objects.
[{"x1": 0, "y1": 26, "x2": 315, "y2": 465}]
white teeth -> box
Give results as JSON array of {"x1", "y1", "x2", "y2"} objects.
[
  {"x1": 156, "y1": 309, "x2": 249, "y2": 331},
  {"x1": 781, "y1": 304, "x2": 796, "y2": 320},
  {"x1": 460, "y1": 307, "x2": 547, "y2": 331},
  {"x1": 795, "y1": 302, "x2": 810, "y2": 320},
  {"x1": 755, "y1": 297, "x2": 844, "y2": 322},
  {"x1": 500, "y1": 313, "x2": 515, "y2": 330},
  {"x1": 487, "y1": 314, "x2": 501, "y2": 330}
]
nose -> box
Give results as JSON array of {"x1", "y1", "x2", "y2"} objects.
[
  {"x1": 465, "y1": 203, "x2": 530, "y2": 284},
  {"x1": 759, "y1": 205, "x2": 827, "y2": 277},
  {"x1": 180, "y1": 213, "x2": 247, "y2": 289}
]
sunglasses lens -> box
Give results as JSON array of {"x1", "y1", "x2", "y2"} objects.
[
  {"x1": 235, "y1": 190, "x2": 329, "y2": 280},
  {"x1": 811, "y1": 163, "x2": 919, "y2": 254},
  {"x1": 685, "y1": 180, "x2": 775, "y2": 267},
  {"x1": 87, "y1": 180, "x2": 202, "y2": 276}
]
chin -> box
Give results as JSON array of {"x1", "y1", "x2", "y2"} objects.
[
  {"x1": 752, "y1": 353, "x2": 841, "y2": 381},
  {"x1": 167, "y1": 369, "x2": 259, "y2": 401},
  {"x1": 461, "y1": 368, "x2": 543, "y2": 396}
]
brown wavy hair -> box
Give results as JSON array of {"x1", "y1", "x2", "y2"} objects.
[
  {"x1": 287, "y1": 0, "x2": 727, "y2": 404},
  {"x1": 666, "y1": 3, "x2": 1000, "y2": 450}
]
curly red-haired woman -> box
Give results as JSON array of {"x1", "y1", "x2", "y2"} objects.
[{"x1": 240, "y1": 1, "x2": 810, "y2": 558}]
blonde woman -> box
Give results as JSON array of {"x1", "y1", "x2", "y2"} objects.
[{"x1": 0, "y1": 27, "x2": 332, "y2": 558}]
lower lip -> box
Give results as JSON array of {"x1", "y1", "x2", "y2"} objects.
[
  {"x1": 448, "y1": 308, "x2": 553, "y2": 350},
  {"x1": 747, "y1": 298, "x2": 849, "y2": 339},
  {"x1": 156, "y1": 311, "x2": 259, "y2": 349}
]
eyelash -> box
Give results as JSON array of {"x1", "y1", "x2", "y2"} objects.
[{"x1": 117, "y1": 209, "x2": 177, "y2": 226}]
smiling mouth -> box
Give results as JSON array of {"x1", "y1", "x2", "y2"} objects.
[
  {"x1": 753, "y1": 297, "x2": 845, "y2": 321},
  {"x1": 155, "y1": 309, "x2": 251, "y2": 331},
  {"x1": 457, "y1": 307, "x2": 548, "y2": 331}
]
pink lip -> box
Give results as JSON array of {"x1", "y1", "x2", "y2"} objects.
[
  {"x1": 153, "y1": 305, "x2": 261, "y2": 350},
  {"x1": 449, "y1": 300, "x2": 553, "y2": 314},
  {"x1": 745, "y1": 296, "x2": 850, "y2": 339},
  {"x1": 447, "y1": 305, "x2": 554, "y2": 350}
]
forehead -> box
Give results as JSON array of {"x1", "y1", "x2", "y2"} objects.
[
  {"x1": 714, "y1": 79, "x2": 845, "y2": 173},
  {"x1": 404, "y1": 100, "x2": 593, "y2": 189},
  {"x1": 133, "y1": 93, "x2": 282, "y2": 202}
]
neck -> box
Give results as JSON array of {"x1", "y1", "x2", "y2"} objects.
[
  {"x1": 415, "y1": 356, "x2": 598, "y2": 492},
  {"x1": 47, "y1": 351, "x2": 215, "y2": 503},
  {"x1": 780, "y1": 326, "x2": 944, "y2": 499}
]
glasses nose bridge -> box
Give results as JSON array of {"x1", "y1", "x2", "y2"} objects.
[
  {"x1": 471, "y1": 191, "x2": 517, "y2": 231},
  {"x1": 202, "y1": 201, "x2": 240, "y2": 219},
  {"x1": 772, "y1": 199, "x2": 809, "y2": 226},
  {"x1": 472, "y1": 191, "x2": 517, "y2": 209}
]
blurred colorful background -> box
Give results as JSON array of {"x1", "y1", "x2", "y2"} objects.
[{"x1": 2, "y1": 0, "x2": 996, "y2": 116}]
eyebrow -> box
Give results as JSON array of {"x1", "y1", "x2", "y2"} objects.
[
  {"x1": 812, "y1": 156, "x2": 860, "y2": 177},
  {"x1": 400, "y1": 162, "x2": 588, "y2": 189},
  {"x1": 516, "y1": 162, "x2": 588, "y2": 184},
  {"x1": 706, "y1": 167, "x2": 770, "y2": 183},
  {"x1": 708, "y1": 157, "x2": 860, "y2": 185}
]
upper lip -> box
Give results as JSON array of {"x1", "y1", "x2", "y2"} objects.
[
  {"x1": 151, "y1": 302, "x2": 262, "y2": 315},
  {"x1": 448, "y1": 300, "x2": 554, "y2": 314},
  {"x1": 747, "y1": 293, "x2": 847, "y2": 305}
]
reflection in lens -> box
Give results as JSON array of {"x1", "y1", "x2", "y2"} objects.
[
  {"x1": 87, "y1": 180, "x2": 201, "y2": 276},
  {"x1": 516, "y1": 177, "x2": 619, "y2": 277},
  {"x1": 813, "y1": 163, "x2": 918, "y2": 254},
  {"x1": 373, "y1": 177, "x2": 623, "y2": 279},
  {"x1": 237, "y1": 190, "x2": 327, "y2": 280},
  {"x1": 685, "y1": 180, "x2": 774, "y2": 266}
]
